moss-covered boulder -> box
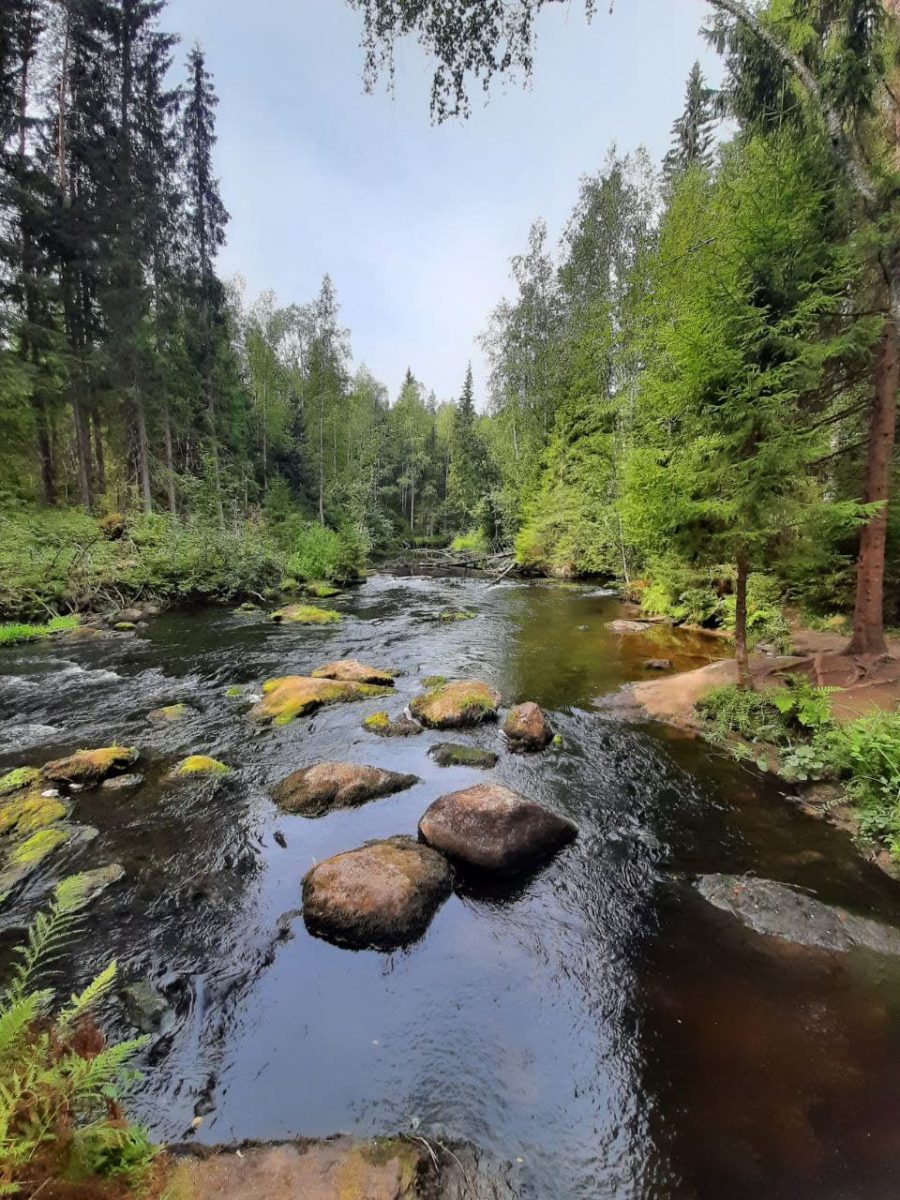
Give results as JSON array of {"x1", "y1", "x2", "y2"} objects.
[
  {"x1": 305, "y1": 581, "x2": 341, "y2": 598},
  {"x1": 503, "y1": 702, "x2": 554, "y2": 752},
  {"x1": 302, "y1": 835, "x2": 453, "y2": 950},
  {"x1": 113, "y1": 621, "x2": 137, "y2": 632},
  {"x1": 0, "y1": 789, "x2": 67, "y2": 838},
  {"x1": 252, "y1": 676, "x2": 391, "y2": 725},
  {"x1": 362, "y1": 711, "x2": 423, "y2": 737},
  {"x1": 429, "y1": 743, "x2": 498, "y2": 769},
  {"x1": 419, "y1": 783, "x2": 577, "y2": 872},
  {"x1": 437, "y1": 609, "x2": 476, "y2": 622},
  {"x1": 42, "y1": 746, "x2": 138, "y2": 789},
  {"x1": 409, "y1": 680, "x2": 500, "y2": 729},
  {"x1": 270, "y1": 604, "x2": 341, "y2": 625},
  {"x1": 0, "y1": 823, "x2": 93, "y2": 904},
  {"x1": 168, "y1": 755, "x2": 230, "y2": 779},
  {"x1": 56, "y1": 863, "x2": 125, "y2": 910},
  {"x1": 273, "y1": 762, "x2": 418, "y2": 817},
  {"x1": 148, "y1": 703, "x2": 194, "y2": 723},
  {"x1": 0, "y1": 766, "x2": 41, "y2": 797},
  {"x1": 312, "y1": 659, "x2": 395, "y2": 686}
]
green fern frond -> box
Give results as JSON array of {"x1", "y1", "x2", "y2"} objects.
[{"x1": 57, "y1": 963, "x2": 117, "y2": 1035}]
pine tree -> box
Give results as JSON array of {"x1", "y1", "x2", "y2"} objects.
[{"x1": 663, "y1": 61, "x2": 716, "y2": 185}]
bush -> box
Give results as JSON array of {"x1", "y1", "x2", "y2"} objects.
[
  {"x1": 825, "y1": 712, "x2": 900, "y2": 851},
  {"x1": 451, "y1": 529, "x2": 489, "y2": 555},
  {"x1": 285, "y1": 522, "x2": 365, "y2": 583},
  {"x1": 695, "y1": 675, "x2": 837, "y2": 747},
  {"x1": 0, "y1": 881, "x2": 156, "y2": 1195},
  {"x1": 0, "y1": 615, "x2": 80, "y2": 646}
]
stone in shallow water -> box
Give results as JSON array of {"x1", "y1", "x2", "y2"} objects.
[
  {"x1": 253, "y1": 676, "x2": 391, "y2": 725},
  {"x1": 305, "y1": 580, "x2": 342, "y2": 598},
  {"x1": 311, "y1": 659, "x2": 395, "y2": 685},
  {"x1": 503, "y1": 702, "x2": 553, "y2": 752},
  {"x1": 270, "y1": 603, "x2": 341, "y2": 625},
  {"x1": 409, "y1": 680, "x2": 500, "y2": 729},
  {"x1": 168, "y1": 755, "x2": 230, "y2": 779},
  {"x1": 149, "y1": 702, "x2": 194, "y2": 722},
  {"x1": 429, "y1": 743, "x2": 498, "y2": 769},
  {"x1": 56, "y1": 863, "x2": 125, "y2": 910},
  {"x1": 302, "y1": 835, "x2": 453, "y2": 950},
  {"x1": 419, "y1": 783, "x2": 577, "y2": 872},
  {"x1": 42, "y1": 746, "x2": 138, "y2": 788},
  {"x1": 101, "y1": 772, "x2": 145, "y2": 791},
  {"x1": 607, "y1": 619, "x2": 651, "y2": 634},
  {"x1": 695, "y1": 874, "x2": 900, "y2": 956},
  {"x1": 644, "y1": 658, "x2": 673, "y2": 671},
  {"x1": 362, "y1": 711, "x2": 423, "y2": 737},
  {"x1": 272, "y1": 762, "x2": 418, "y2": 817}
]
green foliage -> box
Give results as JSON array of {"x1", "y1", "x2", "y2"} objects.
[
  {"x1": 450, "y1": 529, "x2": 489, "y2": 555},
  {"x1": 827, "y1": 713, "x2": 900, "y2": 849},
  {"x1": 0, "y1": 616, "x2": 80, "y2": 647},
  {"x1": 696, "y1": 675, "x2": 837, "y2": 748},
  {"x1": 0, "y1": 889, "x2": 154, "y2": 1196},
  {"x1": 285, "y1": 522, "x2": 363, "y2": 583}
]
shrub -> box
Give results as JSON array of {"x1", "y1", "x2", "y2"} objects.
[
  {"x1": 451, "y1": 529, "x2": 489, "y2": 555},
  {"x1": 0, "y1": 881, "x2": 156, "y2": 1195},
  {"x1": 825, "y1": 712, "x2": 900, "y2": 851},
  {"x1": 285, "y1": 522, "x2": 365, "y2": 583},
  {"x1": 0, "y1": 615, "x2": 80, "y2": 646}
]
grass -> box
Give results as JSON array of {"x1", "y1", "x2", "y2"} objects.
[{"x1": 0, "y1": 614, "x2": 80, "y2": 646}]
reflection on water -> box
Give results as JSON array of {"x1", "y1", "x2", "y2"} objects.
[{"x1": 1, "y1": 575, "x2": 900, "y2": 1199}]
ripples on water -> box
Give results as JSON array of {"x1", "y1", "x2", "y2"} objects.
[{"x1": 2, "y1": 575, "x2": 900, "y2": 1199}]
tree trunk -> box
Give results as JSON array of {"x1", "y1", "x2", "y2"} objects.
[
  {"x1": 134, "y1": 391, "x2": 152, "y2": 513},
  {"x1": 318, "y1": 397, "x2": 325, "y2": 524},
  {"x1": 92, "y1": 406, "x2": 106, "y2": 495},
  {"x1": 163, "y1": 400, "x2": 177, "y2": 515},
  {"x1": 846, "y1": 294, "x2": 898, "y2": 657},
  {"x1": 32, "y1": 395, "x2": 55, "y2": 505},
  {"x1": 734, "y1": 549, "x2": 750, "y2": 686},
  {"x1": 72, "y1": 394, "x2": 92, "y2": 511}
]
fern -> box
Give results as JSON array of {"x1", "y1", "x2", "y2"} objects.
[{"x1": 57, "y1": 963, "x2": 118, "y2": 1037}]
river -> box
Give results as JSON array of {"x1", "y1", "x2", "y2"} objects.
[{"x1": 2, "y1": 574, "x2": 900, "y2": 1199}]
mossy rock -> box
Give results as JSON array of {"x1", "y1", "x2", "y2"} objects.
[
  {"x1": 409, "y1": 680, "x2": 500, "y2": 729},
  {"x1": 437, "y1": 609, "x2": 477, "y2": 622},
  {"x1": 235, "y1": 602, "x2": 260, "y2": 614},
  {"x1": 149, "y1": 703, "x2": 193, "y2": 723},
  {"x1": 312, "y1": 659, "x2": 395, "y2": 686},
  {"x1": 0, "y1": 789, "x2": 68, "y2": 837},
  {"x1": 429, "y1": 743, "x2": 498, "y2": 769},
  {"x1": 253, "y1": 676, "x2": 392, "y2": 725},
  {"x1": 271, "y1": 604, "x2": 341, "y2": 625},
  {"x1": 42, "y1": 746, "x2": 138, "y2": 788},
  {"x1": 0, "y1": 766, "x2": 41, "y2": 797},
  {"x1": 114, "y1": 621, "x2": 137, "y2": 632},
  {"x1": 168, "y1": 755, "x2": 230, "y2": 779},
  {"x1": 362, "y1": 711, "x2": 423, "y2": 738},
  {"x1": 305, "y1": 580, "x2": 341, "y2": 598},
  {"x1": 55, "y1": 863, "x2": 125, "y2": 910},
  {"x1": 225, "y1": 685, "x2": 244, "y2": 698},
  {"x1": 0, "y1": 823, "x2": 95, "y2": 907}
]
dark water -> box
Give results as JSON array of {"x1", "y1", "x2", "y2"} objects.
[{"x1": 3, "y1": 575, "x2": 900, "y2": 1200}]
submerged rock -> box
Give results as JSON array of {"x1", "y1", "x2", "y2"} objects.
[
  {"x1": 0, "y1": 823, "x2": 96, "y2": 904},
  {"x1": 101, "y1": 772, "x2": 144, "y2": 791},
  {"x1": 302, "y1": 835, "x2": 453, "y2": 950},
  {"x1": 607, "y1": 619, "x2": 652, "y2": 634},
  {"x1": 644, "y1": 658, "x2": 673, "y2": 671},
  {"x1": 253, "y1": 676, "x2": 391, "y2": 725},
  {"x1": 122, "y1": 979, "x2": 172, "y2": 1033},
  {"x1": 167, "y1": 1137, "x2": 429, "y2": 1200},
  {"x1": 503, "y1": 702, "x2": 553, "y2": 752},
  {"x1": 312, "y1": 659, "x2": 395, "y2": 685},
  {"x1": 409, "y1": 680, "x2": 500, "y2": 729},
  {"x1": 169, "y1": 755, "x2": 231, "y2": 779},
  {"x1": 429, "y1": 743, "x2": 498, "y2": 769},
  {"x1": 419, "y1": 783, "x2": 577, "y2": 872},
  {"x1": 149, "y1": 702, "x2": 194, "y2": 723},
  {"x1": 56, "y1": 863, "x2": 125, "y2": 910},
  {"x1": 696, "y1": 874, "x2": 900, "y2": 956},
  {"x1": 272, "y1": 762, "x2": 418, "y2": 817},
  {"x1": 437, "y1": 609, "x2": 476, "y2": 622},
  {"x1": 270, "y1": 603, "x2": 341, "y2": 625},
  {"x1": 42, "y1": 746, "x2": 138, "y2": 788},
  {"x1": 363, "y1": 711, "x2": 423, "y2": 738}
]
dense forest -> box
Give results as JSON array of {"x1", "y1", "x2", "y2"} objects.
[{"x1": 1, "y1": 0, "x2": 899, "y2": 671}]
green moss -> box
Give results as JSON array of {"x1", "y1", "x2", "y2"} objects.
[
  {"x1": 430, "y1": 743, "x2": 498, "y2": 768},
  {"x1": 149, "y1": 703, "x2": 189, "y2": 722},
  {"x1": 114, "y1": 621, "x2": 137, "y2": 631},
  {"x1": 552, "y1": 734, "x2": 564, "y2": 748},
  {"x1": 305, "y1": 580, "x2": 341, "y2": 598},
  {"x1": 42, "y1": 746, "x2": 138, "y2": 787},
  {"x1": 422, "y1": 675, "x2": 447, "y2": 690},
  {"x1": 11, "y1": 826, "x2": 69, "y2": 866},
  {"x1": 0, "y1": 766, "x2": 41, "y2": 796},
  {"x1": 271, "y1": 603, "x2": 341, "y2": 625},
  {"x1": 55, "y1": 864, "x2": 125, "y2": 910},
  {"x1": 363, "y1": 711, "x2": 391, "y2": 733},
  {"x1": 0, "y1": 791, "x2": 67, "y2": 837},
  {"x1": 437, "y1": 609, "x2": 476, "y2": 622},
  {"x1": 0, "y1": 614, "x2": 80, "y2": 646},
  {"x1": 170, "y1": 755, "x2": 230, "y2": 777},
  {"x1": 225, "y1": 685, "x2": 243, "y2": 697}
]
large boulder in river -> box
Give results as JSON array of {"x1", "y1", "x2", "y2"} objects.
[
  {"x1": 253, "y1": 676, "x2": 392, "y2": 725},
  {"x1": 696, "y1": 874, "x2": 900, "y2": 956},
  {"x1": 271, "y1": 603, "x2": 340, "y2": 625},
  {"x1": 418, "y1": 783, "x2": 577, "y2": 872},
  {"x1": 302, "y1": 835, "x2": 453, "y2": 950},
  {"x1": 312, "y1": 659, "x2": 395, "y2": 686},
  {"x1": 273, "y1": 762, "x2": 418, "y2": 817},
  {"x1": 409, "y1": 680, "x2": 500, "y2": 729},
  {"x1": 503, "y1": 702, "x2": 553, "y2": 752},
  {"x1": 42, "y1": 746, "x2": 138, "y2": 788}
]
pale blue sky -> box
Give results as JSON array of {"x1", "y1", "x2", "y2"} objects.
[{"x1": 165, "y1": 0, "x2": 719, "y2": 405}]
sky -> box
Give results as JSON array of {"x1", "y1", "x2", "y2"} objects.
[{"x1": 164, "y1": 0, "x2": 721, "y2": 406}]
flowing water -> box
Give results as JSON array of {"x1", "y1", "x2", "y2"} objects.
[{"x1": 2, "y1": 574, "x2": 900, "y2": 1200}]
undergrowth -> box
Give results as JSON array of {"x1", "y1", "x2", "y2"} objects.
[
  {"x1": 0, "y1": 880, "x2": 156, "y2": 1196},
  {"x1": 0, "y1": 616, "x2": 80, "y2": 647}
]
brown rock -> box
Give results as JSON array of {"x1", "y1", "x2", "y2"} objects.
[
  {"x1": 272, "y1": 762, "x2": 418, "y2": 817},
  {"x1": 311, "y1": 659, "x2": 395, "y2": 685},
  {"x1": 409, "y1": 680, "x2": 500, "y2": 729},
  {"x1": 302, "y1": 836, "x2": 453, "y2": 949},
  {"x1": 42, "y1": 746, "x2": 138, "y2": 788},
  {"x1": 418, "y1": 783, "x2": 577, "y2": 872},
  {"x1": 252, "y1": 676, "x2": 392, "y2": 725},
  {"x1": 168, "y1": 1137, "x2": 427, "y2": 1200},
  {"x1": 503, "y1": 702, "x2": 553, "y2": 752}
]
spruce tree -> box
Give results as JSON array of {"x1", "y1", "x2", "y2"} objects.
[{"x1": 662, "y1": 61, "x2": 716, "y2": 185}]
